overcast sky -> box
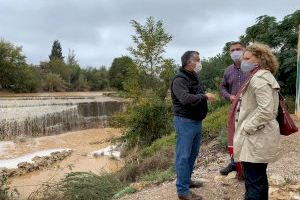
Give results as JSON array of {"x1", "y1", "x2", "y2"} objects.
[{"x1": 0, "y1": 0, "x2": 299, "y2": 68}]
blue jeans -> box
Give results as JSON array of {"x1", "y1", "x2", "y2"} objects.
[{"x1": 174, "y1": 116, "x2": 202, "y2": 196}]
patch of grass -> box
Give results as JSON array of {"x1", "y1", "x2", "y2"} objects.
[
  {"x1": 218, "y1": 129, "x2": 228, "y2": 150},
  {"x1": 140, "y1": 132, "x2": 175, "y2": 158},
  {"x1": 118, "y1": 147, "x2": 174, "y2": 183},
  {"x1": 208, "y1": 97, "x2": 227, "y2": 113},
  {"x1": 202, "y1": 105, "x2": 228, "y2": 140},
  {"x1": 140, "y1": 166, "x2": 175, "y2": 184},
  {"x1": 113, "y1": 186, "x2": 137, "y2": 199}
]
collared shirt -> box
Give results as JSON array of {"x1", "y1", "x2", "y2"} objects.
[{"x1": 220, "y1": 64, "x2": 247, "y2": 101}]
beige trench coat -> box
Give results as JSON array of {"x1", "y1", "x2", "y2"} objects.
[{"x1": 233, "y1": 69, "x2": 281, "y2": 163}]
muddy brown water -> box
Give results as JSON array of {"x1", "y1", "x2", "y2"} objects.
[{"x1": 2, "y1": 128, "x2": 123, "y2": 199}]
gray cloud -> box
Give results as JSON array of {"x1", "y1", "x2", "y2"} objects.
[{"x1": 0, "y1": 0, "x2": 299, "y2": 67}]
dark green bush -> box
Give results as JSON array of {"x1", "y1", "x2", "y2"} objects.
[
  {"x1": 117, "y1": 94, "x2": 173, "y2": 148},
  {"x1": 60, "y1": 172, "x2": 124, "y2": 200}
]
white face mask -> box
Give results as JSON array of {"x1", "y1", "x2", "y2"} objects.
[
  {"x1": 230, "y1": 51, "x2": 243, "y2": 62},
  {"x1": 241, "y1": 61, "x2": 257, "y2": 75},
  {"x1": 193, "y1": 62, "x2": 202, "y2": 73}
]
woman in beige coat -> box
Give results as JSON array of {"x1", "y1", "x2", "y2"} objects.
[{"x1": 233, "y1": 43, "x2": 281, "y2": 200}]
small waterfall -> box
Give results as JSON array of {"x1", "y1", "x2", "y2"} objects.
[
  {"x1": 0, "y1": 95, "x2": 127, "y2": 139},
  {"x1": 77, "y1": 101, "x2": 126, "y2": 129},
  {"x1": 0, "y1": 106, "x2": 80, "y2": 139}
]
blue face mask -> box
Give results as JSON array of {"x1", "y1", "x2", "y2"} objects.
[
  {"x1": 230, "y1": 51, "x2": 243, "y2": 62},
  {"x1": 241, "y1": 61, "x2": 257, "y2": 75}
]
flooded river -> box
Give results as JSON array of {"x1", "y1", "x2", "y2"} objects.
[{"x1": 0, "y1": 92, "x2": 127, "y2": 199}]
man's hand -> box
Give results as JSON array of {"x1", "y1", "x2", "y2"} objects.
[
  {"x1": 206, "y1": 92, "x2": 217, "y2": 102},
  {"x1": 229, "y1": 95, "x2": 236, "y2": 102}
]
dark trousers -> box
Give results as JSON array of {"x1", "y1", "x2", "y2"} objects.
[
  {"x1": 242, "y1": 162, "x2": 268, "y2": 200},
  {"x1": 230, "y1": 157, "x2": 237, "y2": 170}
]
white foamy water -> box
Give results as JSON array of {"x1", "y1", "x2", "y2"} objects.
[
  {"x1": 0, "y1": 141, "x2": 15, "y2": 156},
  {"x1": 0, "y1": 148, "x2": 70, "y2": 169},
  {"x1": 0, "y1": 96, "x2": 116, "y2": 109},
  {"x1": 92, "y1": 145, "x2": 121, "y2": 159},
  {"x1": 0, "y1": 105, "x2": 78, "y2": 120},
  {"x1": 0, "y1": 94, "x2": 127, "y2": 138}
]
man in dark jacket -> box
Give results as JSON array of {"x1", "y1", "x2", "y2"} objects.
[{"x1": 171, "y1": 51, "x2": 216, "y2": 200}]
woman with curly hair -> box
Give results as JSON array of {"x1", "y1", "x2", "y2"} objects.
[{"x1": 229, "y1": 43, "x2": 281, "y2": 199}]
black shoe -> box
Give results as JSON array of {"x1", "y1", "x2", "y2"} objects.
[
  {"x1": 219, "y1": 163, "x2": 236, "y2": 176},
  {"x1": 190, "y1": 180, "x2": 204, "y2": 188},
  {"x1": 178, "y1": 192, "x2": 203, "y2": 200}
]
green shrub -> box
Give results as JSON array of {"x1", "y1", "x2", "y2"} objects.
[
  {"x1": 208, "y1": 96, "x2": 227, "y2": 113},
  {"x1": 82, "y1": 67, "x2": 109, "y2": 91},
  {"x1": 43, "y1": 73, "x2": 66, "y2": 92},
  {"x1": 60, "y1": 172, "x2": 124, "y2": 200},
  {"x1": 118, "y1": 94, "x2": 173, "y2": 148},
  {"x1": 140, "y1": 165, "x2": 175, "y2": 184},
  {"x1": 0, "y1": 173, "x2": 10, "y2": 200},
  {"x1": 118, "y1": 147, "x2": 174, "y2": 183},
  {"x1": 13, "y1": 66, "x2": 42, "y2": 93},
  {"x1": 202, "y1": 105, "x2": 229, "y2": 140},
  {"x1": 0, "y1": 173, "x2": 19, "y2": 200},
  {"x1": 140, "y1": 132, "x2": 175, "y2": 158}
]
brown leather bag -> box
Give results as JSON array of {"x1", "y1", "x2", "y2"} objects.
[{"x1": 276, "y1": 93, "x2": 298, "y2": 136}]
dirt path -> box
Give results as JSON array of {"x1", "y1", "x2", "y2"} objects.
[{"x1": 121, "y1": 116, "x2": 300, "y2": 200}]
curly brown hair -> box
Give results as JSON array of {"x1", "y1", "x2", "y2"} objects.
[{"x1": 245, "y1": 43, "x2": 279, "y2": 74}]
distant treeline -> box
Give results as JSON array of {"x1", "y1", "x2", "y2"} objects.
[{"x1": 0, "y1": 10, "x2": 299, "y2": 96}]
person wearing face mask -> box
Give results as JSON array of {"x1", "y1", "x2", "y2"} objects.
[
  {"x1": 171, "y1": 51, "x2": 216, "y2": 200},
  {"x1": 230, "y1": 43, "x2": 281, "y2": 200},
  {"x1": 219, "y1": 41, "x2": 247, "y2": 176}
]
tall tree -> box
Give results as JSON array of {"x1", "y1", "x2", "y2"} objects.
[
  {"x1": 0, "y1": 40, "x2": 27, "y2": 88},
  {"x1": 240, "y1": 15, "x2": 280, "y2": 48},
  {"x1": 128, "y1": 16, "x2": 172, "y2": 88},
  {"x1": 109, "y1": 56, "x2": 134, "y2": 90},
  {"x1": 158, "y1": 59, "x2": 177, "y2": 99},
  {"x1": 200, "y1": 54, "x2": 230, "y2": 91},
  {"x1": 276, "y1": 10, "x2": 300, "y2": 95},
  {"x1": 238, "y1": 10, "x2": 300, "y2": 95},
  {"x1": 49, "y1": 40, "x2": 64, "y2": 61},
  {"x1": 83, "y1": 66, "x2": 109, "y2": 91},
  {"x1": 66, "y1": 49, "x2": 81, "y2": 90}
]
